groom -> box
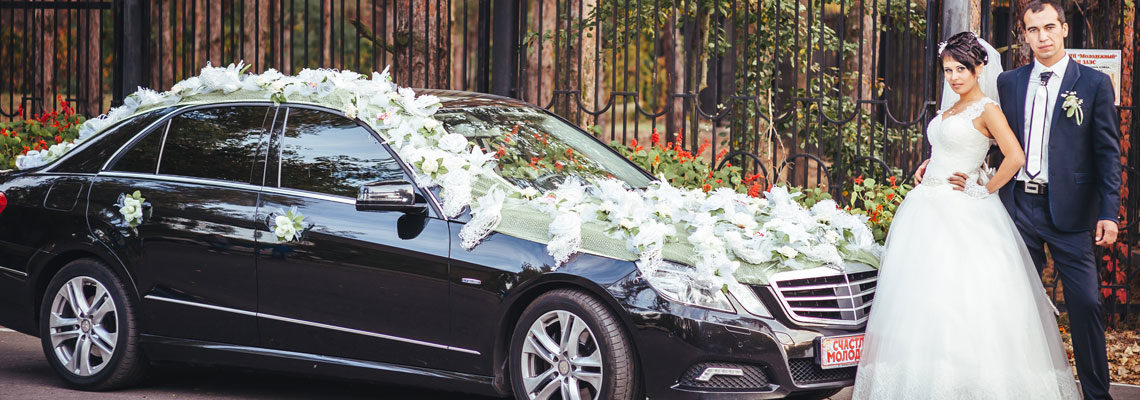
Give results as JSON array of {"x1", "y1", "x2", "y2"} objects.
[{"x1": 980, "y1": 1, "x2": 1119, "y2": 398}]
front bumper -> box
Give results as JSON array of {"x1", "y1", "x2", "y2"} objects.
[{"x1": 608, "y1": 276, "x2": 861, "y2": 399}]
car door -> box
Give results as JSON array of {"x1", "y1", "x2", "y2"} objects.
[
  {"x1": 89, "y1": 105, "x2": 273, "y2": 346},
  {"x1": 254, "y1": 106, "x2": 457, "y2": 368}
]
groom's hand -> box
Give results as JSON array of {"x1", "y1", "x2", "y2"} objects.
[
  {"x1": 1095, "y1": 220, "x2": 1118, "y2": 247},
  {"x1": 948, "y1": 172, "x2": 970, "y2": 191},
  {"x1": 914, "y1": 159, "x2": 930, "y2": 184}
]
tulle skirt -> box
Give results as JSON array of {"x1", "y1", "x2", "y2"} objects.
[{"x1": 851, "y1": 183, "x2": 1080, "y2": 400}]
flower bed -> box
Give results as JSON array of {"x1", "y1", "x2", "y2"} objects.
[{"x1": 0, "y1": 96, "x2": 85, "y2": 169}]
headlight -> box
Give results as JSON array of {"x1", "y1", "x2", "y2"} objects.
[{"x1": 642, "y1": 261, "x2": 735, "y2": 313}]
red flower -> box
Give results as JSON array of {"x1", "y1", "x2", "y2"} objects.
[
  {"x1": 54, "y1": 135, "x2": 62, "y2": 143},
  {"x1": 886, "y1": 193, "x2": 895, "y2": 201},
  {"x1": 554, "y1": 161, "x2": 564, "y2": 171},
  {"x1": 748, "y1": 182, "x2": 762, "y2": 197},
  {"x1": 855, "y1": 176, "x2": 864, "y2": 185},
  {"x1": 702, "y1": 184, "x2": 712, "y2": 192},
  {"x1": 565, "y1": 148, "x2": 574, "y2": 158},
  {"x1": 889, "y1": 176, "x2": 897, "y2": 185},
  {"x1": 650, "y1": 129, "x2": 660, "y2": 146}
]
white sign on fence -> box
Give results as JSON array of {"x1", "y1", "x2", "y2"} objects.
[{"x1": 1068, "y1": 49, "x2": 1122, "y2": 106}]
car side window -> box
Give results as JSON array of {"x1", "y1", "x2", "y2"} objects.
[
  {"x1": 158, "y1": 106, "x2": 270, "y2": 184},
  {"x1": 53, "y1": 108, "x2": 175, "y2": 174},
  {"x1": 109, "y1": 121, "x2": 167, "y2": 174},
  {"x1": 278, "y1": 108, "x2": 407, "y2": 198}
]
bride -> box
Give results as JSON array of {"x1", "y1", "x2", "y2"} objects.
[{"x1": 851, "y1": 32, "x2": 1080, "y2": 399}]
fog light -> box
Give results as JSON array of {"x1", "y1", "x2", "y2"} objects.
[
  {"x1": 696, "y1": 367, "x2": 744, "y2": 382},
  {"x1": 678, "y1": 362, "x2": 771, "y2": 391}
]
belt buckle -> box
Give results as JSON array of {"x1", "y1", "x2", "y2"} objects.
[{"x1": 1024, "y1": 181, "x2": 1043, "y2": 194}]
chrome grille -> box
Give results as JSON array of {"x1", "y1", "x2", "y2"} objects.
[{"x1": 764, "y1": 264, "x2": 878, "y2": 326}]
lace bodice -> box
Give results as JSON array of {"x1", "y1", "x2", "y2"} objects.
[{"x1": 922, "y1": 98, "x2": 997, "y2": 186}]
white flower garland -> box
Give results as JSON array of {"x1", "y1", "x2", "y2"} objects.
[{"x1": 21, "y1": 62, "x2": 882, "y2": 294}]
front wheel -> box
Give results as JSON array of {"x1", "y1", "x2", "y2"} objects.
[
  {"x1": 509, "y1": 289, "x2": 638, "y2": 400},
  {"x1": 39, "y1": 259, "x2": 146, "y2": 390}
]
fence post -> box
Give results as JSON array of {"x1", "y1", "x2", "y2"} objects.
[
  {"x1": 491, "y1": 0, "x2": 519, "y2": 97},
  {"x1": 112, "y1": 0, "x2": 148, "y2": 106}
]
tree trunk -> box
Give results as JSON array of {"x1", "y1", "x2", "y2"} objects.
[
  {"x1": 321, "y1": 0, "x2": 332, "y2": 67},
  {"x1": 664, "y1": 13, "x2": 683, "y2": 140},
  {"x1": 35, "y1": 8, "x2": 55, "y2": 114},
  {"x1": 81, "y1": 6, "x2": 102, "y2": 116},
  {"x1": 393, "y1": 0, "x2": 449, "y2": 88},
  {"x1": 522, "y1": 0, "x2": 556, "y2": 106},
  {"x1": 578, "y1": 0, "x2": 598, "y2": 129},
  {"x1": 242, "y1": 0, "x2": 266, "y2": 72},
  {"x1": 208, "y1": 0, "x2": 222, "y2": 66}
]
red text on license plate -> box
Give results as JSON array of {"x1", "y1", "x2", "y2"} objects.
[{"x1": 819, "y1": 334, "x2": 863, "y2": 369}]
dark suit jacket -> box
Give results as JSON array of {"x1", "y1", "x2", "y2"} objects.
[{"x1": 995, "y1": 58, "x2": 1121, "y2": 232}]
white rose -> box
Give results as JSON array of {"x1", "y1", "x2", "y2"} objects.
[
  {"x1": 519, "y1": 187, "x2": 540, "y2": 199},
  {"x1": 437, "y1": 133, "x2": 468, "y2": 153},
  {"x1": 274, "y1": 215, "x2": 297, "y2": 240},
  {"x1": 343, "y1": 102, "x2": 358, "y2": 120},
  {"x1": 420, "y1": 158, "x2": 439, "y2": 175},
  {"x1": 777, "y1": 246, "x2": 799, "y2": 259},
  {"x1": 423, "y1": 118, "x2": 441, "y2": 131},
  {"x1": 120, "y1": 197, "x2": 142, "y2": 222},
  {"x1": 825, "y1": 231, "x2": 841, "y2": 244},
  {"x1": 729, "y1": 212, "x2": 757, "y2": 230}
]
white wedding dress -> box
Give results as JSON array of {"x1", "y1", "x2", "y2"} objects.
[{"x1": 851, "y1": 97, "x2": 1080, "y2": 399}]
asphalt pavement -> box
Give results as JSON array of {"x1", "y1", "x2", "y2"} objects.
[{"x1": 3, "y1": 326, "x2": 1140, "y2": 399}]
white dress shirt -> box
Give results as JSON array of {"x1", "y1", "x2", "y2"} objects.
[{"x1": 1018, "y1": 54, "x2": 1071, "y2": 184}]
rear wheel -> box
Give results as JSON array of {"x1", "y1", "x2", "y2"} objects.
[
  {"x1": 509, "y1": 289, "x2": 638, "y2": 400},
  {"x1": 39, "y1": 259, "x2": 145, "y2": 390}
]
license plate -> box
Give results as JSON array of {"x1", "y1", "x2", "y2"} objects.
[{"x1": 817, "y1": 334, "x2": 864, "y2": 369}]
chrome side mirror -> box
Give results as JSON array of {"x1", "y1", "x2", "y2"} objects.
[{"x1": 356, "y1": 180, "x2": 427, "y2": 213}]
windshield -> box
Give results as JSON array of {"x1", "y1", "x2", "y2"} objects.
[{"x1": 434, "y1": 106, "x2": 651, "y2": 191}]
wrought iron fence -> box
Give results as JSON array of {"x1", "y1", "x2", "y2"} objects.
[{"x1": 1, "y1": 0, "x2": 1137, "y2": 325}]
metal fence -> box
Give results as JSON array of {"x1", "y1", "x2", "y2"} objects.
[{"x1": 2, "y1": 0, "x2": 1138, "y2": 325}]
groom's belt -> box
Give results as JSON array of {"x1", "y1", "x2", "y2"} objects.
[{"x1": 1016, "y1": 180, "x2": 1048, "y2": 195}]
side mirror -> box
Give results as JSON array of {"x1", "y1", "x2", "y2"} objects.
[{"x1": 356, "y1": 180, "x2": 428, "y2": 213}]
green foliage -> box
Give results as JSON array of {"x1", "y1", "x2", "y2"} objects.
[
  {"x1": 609, "y1": 129, "x2": 769, "y2": 196},
  {"x1": 0, "y1": 96, "x2": 85, "y2": 169},
  {"x1": 798, "y1": 175, "x2": 912, "y2": 242}
]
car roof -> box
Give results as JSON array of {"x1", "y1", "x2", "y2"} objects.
[{"x1": 413, "y1": 89, "x2": 535, "y2": 110}]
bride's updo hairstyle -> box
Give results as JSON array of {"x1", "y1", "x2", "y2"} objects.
[{"x1": 939, "y1": 32, "x2": 989, "y2": 75}]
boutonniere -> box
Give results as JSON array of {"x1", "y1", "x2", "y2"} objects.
[{"x1": 1061, "y1": 91, "x2": 1084, "y2": 126}]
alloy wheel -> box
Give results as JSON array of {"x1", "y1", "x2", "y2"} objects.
[
  {"x1": 519, "y1": 310, "x2": 604, "y2": 400},
  {"x1": 47, "y1": 276, "x2": 118, "y2": 377}
]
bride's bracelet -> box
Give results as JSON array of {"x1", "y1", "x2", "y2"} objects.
[{"x1": 963, "y1": 181, "x2": 993, "y2": 199}]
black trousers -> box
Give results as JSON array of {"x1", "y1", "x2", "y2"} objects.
[{"x1": 1012, "y1": 189, "x2": 1112, "y2": 400}]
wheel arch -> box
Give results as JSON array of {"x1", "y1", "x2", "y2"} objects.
[
  {"x1": 490, "y1": 274, "x2": 643, "y2": 396},
  {"x1": 28, "y1": 242, "x2": 139, "y2": 335}
]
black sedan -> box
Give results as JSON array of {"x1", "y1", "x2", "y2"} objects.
[{"x1": 0, "y1": 90, "x2": 875, "y2": 399}]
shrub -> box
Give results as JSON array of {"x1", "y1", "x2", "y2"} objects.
[
  {"x1": 800, "y1": 175, "x2": 912, "y2": 242},
  {"x1": 609, "y1": 129, "x2": 768, "y2": 196},
  {"x1": 0, "y1": 96, "x2": 85, "y2": 169}
]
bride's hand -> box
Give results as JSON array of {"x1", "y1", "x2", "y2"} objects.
[
  {"x1": 948, "y1": 172, "x2": 970, "y2": 191},
  {"x1": 914, "y1": 159, "x2": 931, "y2": 183}
]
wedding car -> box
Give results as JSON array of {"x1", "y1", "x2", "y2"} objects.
[{"x1": 0, "y1": 71, "x2": 876, "y2": 399}]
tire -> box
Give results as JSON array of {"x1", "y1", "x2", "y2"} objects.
[
  {"x1": 39, "y1": 258, "x2": 146, "y2": 390},
  {"x1": 509, "y1": 289, "x2": 638, "y2": 400}
]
